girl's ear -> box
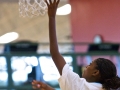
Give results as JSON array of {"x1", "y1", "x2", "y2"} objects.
[{"x1": 92, "y1": 70, "x2": 100, "y2": 76}]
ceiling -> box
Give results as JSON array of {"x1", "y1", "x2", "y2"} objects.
[{"x1": 0, "y1": 0, "x2": 71, "y2": 44}]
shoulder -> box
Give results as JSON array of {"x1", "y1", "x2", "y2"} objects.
[{"x1": 59, "y1": 64, "x2": 80, "y2": 79}]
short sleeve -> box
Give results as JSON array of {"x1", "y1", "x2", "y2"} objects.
[{"x1": 58, "y1": 64, "x2": 86, "y2": 90}]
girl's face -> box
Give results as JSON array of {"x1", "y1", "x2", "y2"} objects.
[{"x1": 82, "y1": 60, "x2": 100, "y2": 82}]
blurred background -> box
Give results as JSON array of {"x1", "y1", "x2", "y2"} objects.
[{"x1": 0, "y1": 0, "x2": 120, "y2": 90}]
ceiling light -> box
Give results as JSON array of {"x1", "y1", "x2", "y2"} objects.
[
  {"x1": 0, "y1": 32, "x2": 19, "y2": 44},
  {"x1": 57, "y1": 4, "x2": 71, "y2": 15}
]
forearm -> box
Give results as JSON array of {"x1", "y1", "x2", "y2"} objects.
[{"x1": 49, "y1": 17, "x2": 59, "y2": 53}]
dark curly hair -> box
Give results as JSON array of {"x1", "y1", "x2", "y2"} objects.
[{"x1": 95, "y1": 58, "x2": 120, "y2": 90}]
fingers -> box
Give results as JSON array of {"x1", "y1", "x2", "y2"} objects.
[
  {"x1": 54, "y1": 0, "x2": 56, "y2": 4},
  {"x1": 45, "y1": 0, "x2": 60, "y2": 5},
  {"x1": 32, "y1": 80, "x2": 41, "y2": 89},
  {"x1": 53, "y1": 0, "x2": 60, "y2": 5},
  {"x1": 32, "y1": 80, "x2": 47, "y2": 89},
  {"x1": 44, "y1": 0, "x2": 52, "y2": 5},
  {"x1": 45, "y1": 0, "x2": 49, "y2": 6},
  {"x1": 32, "y1": 80, "x2": 42, "y2": 86},
  {"x1": 56, "y1": 0, "x2": 60, "y2": 6},
  {"x1": 49, "y1": 0, "x2": 52, "y2": 4}
]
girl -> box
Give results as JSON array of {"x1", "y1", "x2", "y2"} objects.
[{"x1": 32, "y1": 0, "x2": 120, "y2": 90}]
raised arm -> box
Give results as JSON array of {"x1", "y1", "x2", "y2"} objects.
[{"x1": 45, "y1": 0, "x2": 66, "y2": 75}]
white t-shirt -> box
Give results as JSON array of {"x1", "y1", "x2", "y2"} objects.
[{"x1": 58, "y1": 64, "x2": 105, "y2": 90}]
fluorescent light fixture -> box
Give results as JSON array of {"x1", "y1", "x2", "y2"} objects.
[
  {"x1": 57, "y1": 4, "x2": 71, "y2": 15},
  {"x1": 0, "y1": 32, "x2": 19, "y2": 44}
]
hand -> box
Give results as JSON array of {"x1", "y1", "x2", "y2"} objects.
[
  {"x1": 32, "y1": 80, "x2": 54, "y2": 90},
  {"x1": 45, "y1": 0, "x2": 60, "y2": 17}
]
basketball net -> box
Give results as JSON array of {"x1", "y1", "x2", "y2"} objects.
[{"x1": 19, "y1": 0, "x2": 48, "y2": 17}]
